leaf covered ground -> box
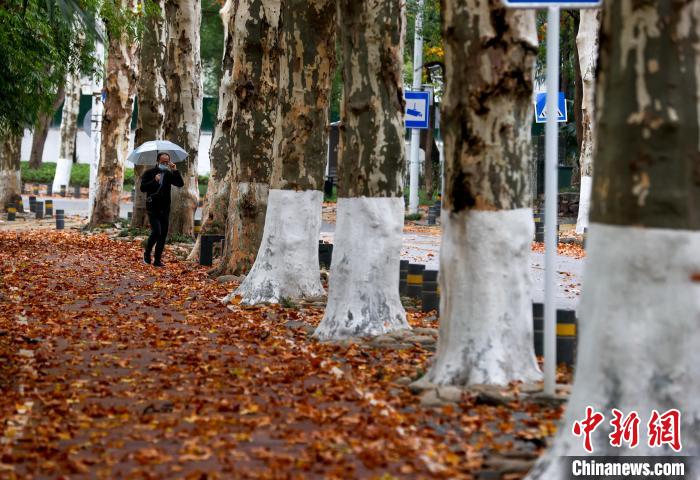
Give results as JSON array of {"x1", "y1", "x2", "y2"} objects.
[{"x1": 0, "y1": 231, "x2": 566, "y2": 479}]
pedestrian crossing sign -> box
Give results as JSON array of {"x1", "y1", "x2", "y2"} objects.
[{"x1": 535, "y1": 92, "x2": 568, "y2": 123}]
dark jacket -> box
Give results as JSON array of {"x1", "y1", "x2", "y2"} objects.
[{"x1": 140, "y1": 166, "x2": 184, "y2": 213}]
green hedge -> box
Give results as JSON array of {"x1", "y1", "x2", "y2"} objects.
[{"x1": 21, "y1": 161, "x2": 209, "y2": 188}]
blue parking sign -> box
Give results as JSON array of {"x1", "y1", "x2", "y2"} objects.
[{"x1": 404, "y1": 91, "x2": 431, "y2": 129}]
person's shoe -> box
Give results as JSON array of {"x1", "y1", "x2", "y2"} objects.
[
  {"x1": 153, "y1": 260, "x2": 165, "y2": 267},
  {"x1": 143, "y1": 251, "x2": 152, "y2": 264}
]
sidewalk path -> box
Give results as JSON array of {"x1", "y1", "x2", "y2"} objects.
[
  {"x1": 0, "y1": 231, "x2": 563, "y2": 478},
  {"x1": 20, "y1": 194, "x2": 583, "y2": 310}
]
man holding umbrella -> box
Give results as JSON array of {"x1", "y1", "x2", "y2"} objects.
[{"x1": 140, "y1": 152, "x2": 184, "y2": 266}]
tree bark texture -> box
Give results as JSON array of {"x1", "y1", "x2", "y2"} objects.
[
  {"x1": 231, "y1": 0, "x2": 336, "y2": 304},
  {"x1": 314, "y1": 0, "x2": 408, "y2": 340},
  {"x1": 335, "y1": 0, "x2": 406, "y2": 198},
  {"x1": 52, "y1": 70, "x2": 82, "y2": 193},
  {"x1": 89, "y1": 18, "x2": 139, "y2": 227},
  {"x1": 591, "y1": 0, "x2": 700, "y2": 230},
  {"x1": 574, "y1": 8, "x2": 600, "y2": 234},
  {"x1": 189, "y1": 0, "x2": 235, "y2": 261},
  {"x1": 163, "y1": 0, "x2": 203, "y2": 236},
  {"x1": 133, "y1": 0, "x2": 166, "y2": 229},
  {"x1": 441, "y1": 1, "x2": 537, "y2": 213},
  {"x1": 413, "y1": 1, "x2": 541, "y2": 387},
  {"x1": 422, "y1": 104, "x2": 436, "y2": 200},
  {"x1": 29, "y1": 85, "x2": 65, "y2": 169},
  {"x1": 269, "y1": 0, "x2": 335, "y2": 191},
  {"x1": 0, "y1": 133, "x2": 22, "y2": 210},
  {"x1": 214, "y1": 0, "x2": 281, "y2": 276},
  {"x1": 528, "y1": 4, "x2": 700, "y2": 476}
]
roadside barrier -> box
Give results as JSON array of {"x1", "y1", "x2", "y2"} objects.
[
  {"x1": 200, "y1": 234, "x2": 225, "y2": 266},
  {"x1": 55, "y1": 210, "x2": 65, "y2": 230}
]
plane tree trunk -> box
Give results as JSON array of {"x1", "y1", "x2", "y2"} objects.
[
  {"x1": 89, "y1": 17, "x2": 139, "y2": 227},
  {"x1": 163, "y1": 0, "x2": 203, "y2": 236},
  {"x1": 52, "y1": 71, "x2": 81, "y2": 194},
  {"x1": 0, "y1": 133, "x2": 22, "y2": 210},
  {"x1": 413, "y1": 1, "x2": 541, "y2": 387},
  {"x1": 211, "y1": 0, "x2": 281, "y2": 276},
  {"x1": 528, "y1": 3, "x2": 700, "y2": 476},
  {"x1": 229, "y1": 0, "x2": 336, "y2": 304},
  {"x1": 575, "y1": 9, "x2": 600, "y2": 234},
  {"x1": 29, "y1": 85, "x2": 65, "y2": 169},
  {"x1": 189, "y1": 0, "x2": 234, "y2": 262},
  {"x1": 313, "y1": 0, "x2": 409, "y2": 340},
  {"x1": 133, "y1": 0, "x2": 166, "y2": 229}
]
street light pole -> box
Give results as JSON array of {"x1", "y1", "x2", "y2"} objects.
[{"x1": 408, "y1": 0, "x2": 425, "y2": 215}]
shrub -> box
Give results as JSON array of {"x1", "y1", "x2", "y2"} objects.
[{"x1": 21, "y1": 161, "x2": 135, "y2": 188}]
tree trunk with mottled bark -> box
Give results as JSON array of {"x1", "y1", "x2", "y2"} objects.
[
  {"x1": 314, "y1": 0, "x2": 408, "y2": 340},
  {"x1": 211, "y1": 0, "x2": 281, "y2": 276},
  {"x1": 575, "y1": 9, "x2": 600, "y2": 234},
  {"x1": 53, "y1": 70, "x2": 82, "y2": 193},
  {"x1": 189, "y1": 0, "x2": 234, "y2": 262},
  {"x1": 89, "y1": 18, "x2": 139, "y2": 227},
  {"x1": 412, "y1": 1, "x2": 541, "y2": 387},
  {"x1": 29, "y1": 85, "x2": 65, "y2": 169},
  {"x1": 163, "y1": 0, "x2": 203, "y2": 236},
  {"x1": 528, "y1": 3, "x2": 700, "y2": 477},
  {"x1": 133, "y1": 0, "x2": 166, "y2": 229},
  {"x1": 228, "y1": 0, "x2": 335, "y2": 304},
  {"x1": 423, "y1": 103, "x2": 436, "y2": 200},
  {"x1": 0, "y1": 133, "x2": 22, "y2": 210}
]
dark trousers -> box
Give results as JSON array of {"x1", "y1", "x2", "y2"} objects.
[{"x1": 146, "y1": 210, "x2": 169, "y2": 261}]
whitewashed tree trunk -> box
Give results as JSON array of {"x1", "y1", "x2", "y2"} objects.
[
  {"x1": 89, "y1": 12, "x2": 139, "y2": 227},
  {"x1": 528, "y1": 3, "x2": 700, "y2": 477},
  {"x1": 163, "y1": 0, "x2": 203, "y2": 236},
  {"x1": 0, "y1": 134, "x2": 22, "y2": 210},
  {"x1": 29, "y1": 85, "x2": 65, "y2": 169},
  {"x1": 575, "y1": 9, "x2": 600, "y2": 235},
  {"x1": 313, "y1": 0, "x2": 409, "y2": 340},
  {"x1": 52, "y1": 70, "x2": 82, "y2": 193},
  {"x1": 211, "y1": 0, "x2": 281, "y2": 276},
  {"x1": 231, "y1": 0, "x2": 335, "y2": 304},
  {"x1": 413, "y1": 1, "x2": 541, "y2": 387},
  {"x1": 189, "y1": 0, "x2": 234, "y2": 261},
  {"x1": 133, "y1": 0, "x2": 166, "y2": 229}
]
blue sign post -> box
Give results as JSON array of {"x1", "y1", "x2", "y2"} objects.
[
  {"x1": 535, "y1": 92, "x2": 568, "y2": 123},
  {"x1": 503, "y1": 0, "x2": 602, "y2": 397},
  {"x1": 404, "y1": 91, "x2": 431, "y2": 129}
]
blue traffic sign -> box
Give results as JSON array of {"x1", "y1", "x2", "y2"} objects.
[
  {"x1": 503, "y1": 0, "x2": 601, "y2": 7},
  {"x1": 535, "y1": 92, "x2": 568, "y2": 123},
  {"x1": 404, "y1": 91, "x2": 431, "y2": 129}
]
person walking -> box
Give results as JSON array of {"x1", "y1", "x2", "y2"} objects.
[{"x1": 140, "y1": 152, "x2": 184, "y2": 267}]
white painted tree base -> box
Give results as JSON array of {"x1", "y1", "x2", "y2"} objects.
[
  {"x1": 527, "y1": 223, "x2": 700, "y2": 478},
  {"x1": 416, "y1": 208, "x2": 541, "y2": 387},
  {"x1": 575, "y1": 175, "x2": 592, "y2": 235},
  {"x1": 231, "y1": 189, "x2": 325, "y2": 305},
  {"x1": 52, "y1": 157, "x2": 73, "y2": 193},
  {"x1": 314, "y1": 197, "x2": 408, "y2": 340}
]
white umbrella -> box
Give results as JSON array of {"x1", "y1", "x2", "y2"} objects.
[{"x1": 127, "y1": 140, "x2": 188, "y2": 165}]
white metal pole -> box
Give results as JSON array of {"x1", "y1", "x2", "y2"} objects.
[
  {"x1": 408, "y1": 0, "x2": 425, "y2": 215},
  {"x1": 544, "y1": 6, "x2": 560, "y2": 396}
]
